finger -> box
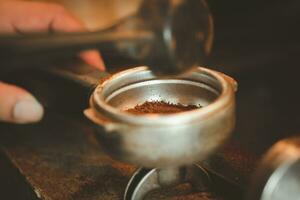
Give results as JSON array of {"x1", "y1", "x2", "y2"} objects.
[
  {"x1": 0, "y1": 82, "x2": 44, "y2": 124},
  {"x1": 49, "y1": 4, "x2": 106, "y2": 70},
  {"x1": 0, "y1": 1, "x2": 105, "y2": 70},
  {"x1": 0, "y1": 1, "x2": 70, "y2": 33},
  {"x1": 79, "y1": 50, "x2": 106, "y2": 71}
]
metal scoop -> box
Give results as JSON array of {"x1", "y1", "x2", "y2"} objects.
[{"x1": 0, "y1": 0, "x2": 213, "y2": 75}]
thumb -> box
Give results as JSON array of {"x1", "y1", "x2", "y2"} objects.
[{"x1": 0, "y1": 82, "x2": 44, "y2": 124}]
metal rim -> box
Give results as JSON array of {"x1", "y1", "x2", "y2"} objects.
[{"x1": 91, "y1": 66, "x2": 235, "y2": 125}]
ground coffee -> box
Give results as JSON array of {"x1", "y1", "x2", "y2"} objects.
[{"x1": 126, "y1": 101, "x2": 200, "y2": 114}]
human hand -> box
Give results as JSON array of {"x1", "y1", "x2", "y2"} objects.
[{"x1": 0, "y1": 0, "x2": 105, "y2": 124}]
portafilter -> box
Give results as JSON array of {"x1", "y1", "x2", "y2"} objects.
[{"x1": 85, "y1": 66, "x2": 237, "y2": 168}]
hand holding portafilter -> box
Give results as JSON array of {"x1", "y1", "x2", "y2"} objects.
[{"x1": 0, "y1": 0, "x2": 213, "y2": 76}]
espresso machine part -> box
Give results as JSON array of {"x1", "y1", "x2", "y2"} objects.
[
  {"x1": 0, "y1": 0, "x2": 213, "y2": 76},
  {"x1": 85, "y1": 66, "x2": 237, "y2": 168},
  {"x1": 84, "y1": 66, "x2": 236, "y2": 199},
  {"x1": 248, "y1": 137, "x2": 300, "y2": 200}
]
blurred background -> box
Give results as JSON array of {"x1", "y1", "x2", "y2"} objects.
[{"x1": 25, "y1": 0, "x2": 300, "y2": 74}]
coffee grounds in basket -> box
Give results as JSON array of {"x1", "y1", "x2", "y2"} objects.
[{"x1": 126, "y1": 101, "x2": 200, "y2": 114}]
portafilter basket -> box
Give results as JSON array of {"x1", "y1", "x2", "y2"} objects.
[{"x1": 85, "y1": 66, "x2": 237, "y2": 168}]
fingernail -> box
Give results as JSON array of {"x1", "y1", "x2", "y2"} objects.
[{"x1": 13, "y1": 97, "x2": 44, "y2": 124}]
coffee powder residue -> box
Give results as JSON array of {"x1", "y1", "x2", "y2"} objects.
[{"x1": 126, "y1": 101, "x2": 200, "y2": 114}]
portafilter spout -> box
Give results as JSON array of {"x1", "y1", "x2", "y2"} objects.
[{"x1": 0, "y1": 0, "x2": 213, "y2": 76}]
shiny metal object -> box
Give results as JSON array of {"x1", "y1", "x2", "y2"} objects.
[
  {"x1": 124, "y1": 165, "x2": 211, "y2": 200},
  {"x1": 137, "y1": 0, "x2": 214, "y2": 75},
  {"x1": 0, "y1": 0, "x2": 213, "y2": 76},
  {"x1": 248, "y1": 137, "x2": 300, "y2": 200},
  {"x1": 85, "y1": 66, "x2": 237, "y2": 168}
]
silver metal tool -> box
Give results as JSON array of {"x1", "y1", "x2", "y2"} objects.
[{"x1": 249, "y1": 136, "x2": 300, "y2": 200}]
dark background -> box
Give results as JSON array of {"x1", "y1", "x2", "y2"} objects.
[{"x1": 207, "y1": 0, "x2": 300, "y2": 73}]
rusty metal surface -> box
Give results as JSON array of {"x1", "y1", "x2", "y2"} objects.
[
  {"x1": 0, "y1": 113, "x2": 136, "y2": 200},
  {"x1": 204, "y1": 140, "x2": 258, "y2": 187},
  {"x1": 146, "y1": 183, "x2": 221, "y2": 200},
  {"x1": 0, "y1": 112, "x2": 230, "y2": 200}
]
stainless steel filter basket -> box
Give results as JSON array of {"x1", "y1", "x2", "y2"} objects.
[{"x1": 85, "y1": 66, "x2": 237, "y2": 168}]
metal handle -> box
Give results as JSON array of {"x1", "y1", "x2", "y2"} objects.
[{"x1": 0, "y1": 29, "x2": 153, "y2": 72}]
